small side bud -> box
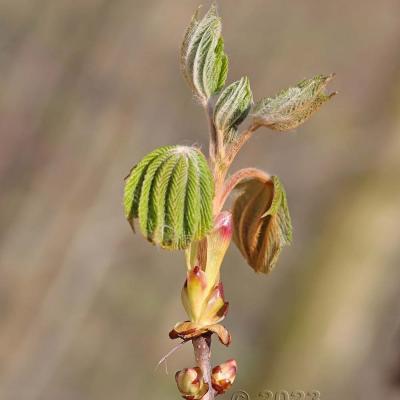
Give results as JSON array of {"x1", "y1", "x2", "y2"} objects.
[
  {"x1": 175, "y1": 367, "x2": 209, "y2": 400},
  {"x1": 211, "y1": 359, "x2": 237, "y2": 395}
]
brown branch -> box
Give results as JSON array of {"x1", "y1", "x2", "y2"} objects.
[{"x1": 192, "y1": 334, "x2": 215, "y2": 400}]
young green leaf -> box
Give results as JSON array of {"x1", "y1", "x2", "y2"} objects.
[
  {"x1": 181, "y1": 4, "x2": 228, "y2": 104},
  {"x1": 251, "y1": 73, "x2": 337, "y2": 131},
  {"x1": 124, "y1": 146, "x2": 215, "y2": 250},
  {"x1": 214, "y1": 77, "x2": 253, "y2": 142},
  {"x1": 232, "y1": 175, "x2": 292, "y2": 273}
]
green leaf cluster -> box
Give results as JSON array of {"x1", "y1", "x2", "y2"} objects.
[
  {"x1": 232, "y1": 175, "x2": 292, "y2": 273},
  {"x1": 123, "y1": 4, "x2": 336, "y2": 272},
  {"x1": 181, "y1": 4, "x2": 228, "y2": 104},
  {"x1": 251, "y1": 74, "x2": 337, "y2": 131},
  {"x1": 124, "y1": 146, "x2": 214, "y2": 250}
]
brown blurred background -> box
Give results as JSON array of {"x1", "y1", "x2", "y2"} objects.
[{"x1": 1, "y1": 1, "x2": 400, "y2": 399}]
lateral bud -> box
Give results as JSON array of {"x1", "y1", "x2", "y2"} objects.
[
  {"x1": 211, "y1": 359, "x2": 237, "y2": 395},
  {"x1": 175, "y1": 367, "x2": 209, "y2": 400}
]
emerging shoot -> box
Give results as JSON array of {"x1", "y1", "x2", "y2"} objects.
[{"x1": 123, "y1": 4, "x2": 336, "y2": 399}]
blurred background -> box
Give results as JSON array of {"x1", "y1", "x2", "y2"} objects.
[{"x1": 1, "y1": 1, "x2": 400, "y2": 399}]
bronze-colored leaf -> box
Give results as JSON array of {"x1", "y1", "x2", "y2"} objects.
[
  {"x1": 232, "y1": 175, "x2": 292, "y2": 273},
  {"x1": 169, "y1": 321, "x2": 231, "y2": 346}
]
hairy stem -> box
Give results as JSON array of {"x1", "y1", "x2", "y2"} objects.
[
  {"x1": 190, "y1": 96, "x2": 251, "y2": 400},
  {"x1": 225, "y1": 122, "x2": 260, "y2": 167},
  {"x1": 210, "y1": 123, "x2": 262, "y2": 214},
  {"x1": 205, "y1": 101, "x2": 226, "y2": 216},
  {"x1": 214, "y1": 167, "x2": 271, "y2": 214},
  {"x1": 206, "y1": 101, "x2": 223, "y2": 162},
  {"x1": 192, "y1": 334, "x2": 215, "y2": 400}
]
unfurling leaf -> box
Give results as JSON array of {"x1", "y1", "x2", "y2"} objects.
[
  {"x1": 251, "y1": 73, "x2": 337, "y2": 131},
  {"x1": 124, "y1": 145, "x2": 214, "y2": 250},
  {"x1": 214, "y1": 77, "x2": 253, "y2": 142},
  {"x1": 232, "y1": 175, "x2": 292, "y2": 273},
  {"x1": 182, "y1": 266, "x2": 209, "y2": 322},
  {"x1": 182, "y1": 273, "x2": 229, "y2": 325},
  {"x1": 181, "y1": 4, "x2": 228, "y2": 103},
  {"x1": 181, "y1": 213, "x2": 231, "y2": 326}
]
